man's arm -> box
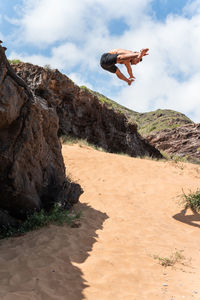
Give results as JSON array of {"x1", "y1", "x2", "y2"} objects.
[{"x1": 117, "y1": 52, "x2": 139, "y2": 62}]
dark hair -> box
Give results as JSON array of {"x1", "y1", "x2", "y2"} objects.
[{"x1": 140, "y1": 58, "x2": 142, "y2": 62}]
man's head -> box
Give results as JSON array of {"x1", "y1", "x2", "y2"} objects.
[{"x1": 131, "y1": 58, "x2": 142, "y2": 65}]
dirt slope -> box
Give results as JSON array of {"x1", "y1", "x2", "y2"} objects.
[{"x1": 1, "y1": 144, "x2": 200, "y2": 300}]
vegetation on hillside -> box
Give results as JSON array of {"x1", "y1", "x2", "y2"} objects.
[
  {"x1": 132, "y1": 109, "x2": 192, "y2": 135},
  {"x1": 80, "y1": 86, "x2": 133, "y2": 115},
  {"x1": 60, "y1": 135, "x2": 104, "y2": 151},
  {"x1": 8, "y1": 59, "x2": 22, "y2": 64},
  {"x1": 80, "y1": 86, "x2": 193, "y2": 135}
]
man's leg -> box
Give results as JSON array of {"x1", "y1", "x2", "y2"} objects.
[
  {"x1": 117, "y1": 52, "x2": 139, "y2": 63},
  {"x1": 115, "y1": 68, "x2": 134, "y2": 85},
  {"x1": 117, "y1": 48, "x2": 149, "y2": 63}
]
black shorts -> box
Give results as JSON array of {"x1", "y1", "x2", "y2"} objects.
[{"x1": 100, "y1": 53, "x2": 118, "y2": 73}]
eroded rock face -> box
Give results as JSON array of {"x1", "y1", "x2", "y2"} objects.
[
  {"x1": 12, "y1": 63, "x2": 163, "y2": 159},
  {"x1": 0, "y1": 45, "x2": 83, "y2": 227},
  {"x1": 145, "y1": 123, "x2": 200, "y2": 162}
]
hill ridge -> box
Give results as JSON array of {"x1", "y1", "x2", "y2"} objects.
[{"x1": 80, "y1": 86, "x2": 193, "y2": 135}]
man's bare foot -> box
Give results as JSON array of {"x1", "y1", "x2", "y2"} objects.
[{"x1": 128, "y1": 78, "x2": 134, "y2": 86}]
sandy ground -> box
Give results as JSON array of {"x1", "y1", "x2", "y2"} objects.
[{"x1": 1, "y1": 144, "x2": 200, "y2": 300}]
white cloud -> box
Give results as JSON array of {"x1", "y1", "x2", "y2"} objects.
[
  {"x1": 68, "y1": 72, "x2": 93, "y2": 89},
  {"x1": 183, "y1": 0, "x2": 200, "y2": 16},
  {"x1": 9, "y1": 42, "x2": 85, "y2": 68},
  {"x1": 20, "y1": 0, "x2": 87, "y2": 45},
  {"x1": 9, "y1": 51, "x2": 50, "y2": 66},
  {"x1": 117, "y1": 59, "x2": 200, "y2": 122},
  {"x1": 15, "y1": 0, "x2": 153, "y2": 46}
]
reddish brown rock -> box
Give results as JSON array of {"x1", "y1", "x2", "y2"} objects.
[
  {"x1": 12, "y1": 63, "x2": 163, "y2": 159},
  {"x1": 145, "y1": 123, "x2": 200, "y2": 162},
  {"x1": 0, "y1": 44, "x2": 83, "y2": 226}
]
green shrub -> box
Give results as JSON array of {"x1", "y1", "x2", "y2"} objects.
[
  {"x1": 80, "y1": 85, "x2": 90, "y2": 91},
  {"x1": 8, "y1": 59, "x2": 22, "y2": 64},
  {"x1": 98, "y1": 96, "x2": 111, "y2": 105},
  {"x1": 60, "y1": 135, "x2": 80, "y2": 145},
  {"x1": 44, "y1": 64, "x2": 52, "y2": 70},
  {"x1": 153, "y1": 250, "x2": 185, "y2": 267},
  {"x1": 181, "y1": 190, "x2": 200, "y2": 212},
  {"x1": 0, "y1": 204, "x2": 81, "y2": 240}
]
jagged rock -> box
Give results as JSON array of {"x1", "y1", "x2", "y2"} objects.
[
  {"x1": 145, "y1": 123, "x2": 200, "y2": 162},
  {"x1": 12, "y1": 63, "x2": 163, "y2": 159},
  {"x1": 0, "y1": 45, "x2": 83, "y2": 226}
]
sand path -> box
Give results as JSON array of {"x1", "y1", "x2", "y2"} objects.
[{"x1": 1, "y1": 144, "x2": 200, "y2": 300}]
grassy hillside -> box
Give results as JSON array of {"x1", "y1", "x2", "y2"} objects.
[
  {"x1": 80, "y1": 86, "x2": 193, "y2": 136},
  {"x1": 132, "y1": 109, "x2": 193, "y2": 136}
]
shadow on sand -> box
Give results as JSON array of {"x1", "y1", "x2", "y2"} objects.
[
  {"x1": 173, "y1": 208, "x2": 200, "y2": 229},
  {"x1": 0, "y1": 202, "x2": 108, "y2": 300}
]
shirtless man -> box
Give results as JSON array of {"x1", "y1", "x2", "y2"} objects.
[{"x1": 100, "y1": 48, "x2": 149, "y2": 85}]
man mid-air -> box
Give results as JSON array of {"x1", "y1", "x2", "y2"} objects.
[{"x1": 100, "y1": 48, "x2": 149, "y2": 85}]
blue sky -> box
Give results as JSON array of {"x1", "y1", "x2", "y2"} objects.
[{"x1": 1, "y1": 0, "x2": 200, "y2": 122}]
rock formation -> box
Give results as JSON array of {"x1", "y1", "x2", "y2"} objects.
[
  {"x1": 145, "y1": 123, "x2": 200, "y2": 162},
  {"x1": 12, "y1": 63, "x2": 163, "y2": 159},
  {"x1": 0, "y1": 44, "x2": 83, "y2": 228}
]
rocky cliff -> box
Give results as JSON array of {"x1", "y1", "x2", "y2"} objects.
[
  {"x1": 0, "y1": 44, "x2": 82, "y2": 228},
  {"x1": 69, "y1": 89, "x2": 199, "y2": 162},
  {"x1": 145, "y1": 123, "x2": 200, "y2": 162},
  {"x1": 78, "y1": 90, "x2": 193, "y2": 136},
  {"x1": 11, "y1": 62, "x2": 162, "y2": 159}
]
